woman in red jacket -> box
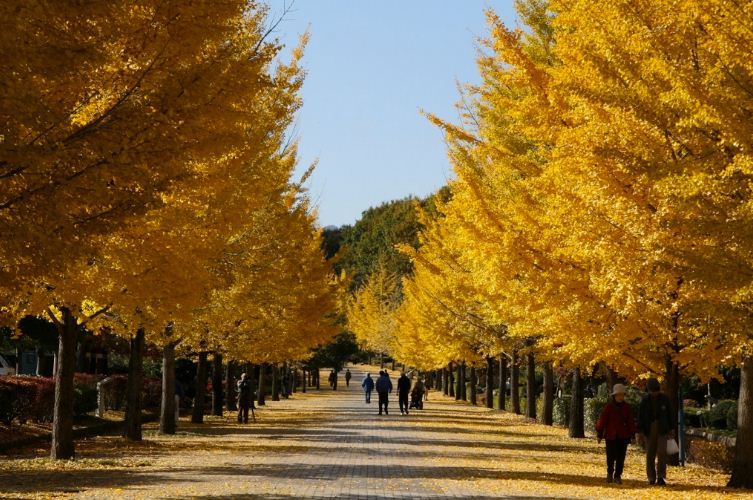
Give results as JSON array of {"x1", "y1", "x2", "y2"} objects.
[{"x1": 596, "y1": 383, "x2": 637, "y2": 484}]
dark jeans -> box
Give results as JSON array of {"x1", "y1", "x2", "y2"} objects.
[
  {"x1": 364, "y1": 390, "x2": 371, "y2": 403},
  {"x1": 378, "y1": 392, "x2": 389, "y2": 414},
  {"x1": 606, "y1": 438, "x2": 630, "y2": 479},
  {"x1": 646, "y1": 421, "x2": 667, "y2": 482},
  {"x1": 237, "y1": 405, "x2": 249, "y2": 424},
  {"x1": 399, "y1": 392, "x2": 409, "y2": 413}
]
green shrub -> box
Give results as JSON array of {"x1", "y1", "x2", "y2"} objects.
[
  {"x1": 585, "y1": 397, "x2": 608, "y2": 434},
  {"x1": 726, "y1": 402, "x2": 738, "y2": 430},
  {"x1": 553, "y1": 396, "x2": 571, "y2": 426},
  {"x1": 684, "y1": 407, "x2": 710, "y2": 428},
  {"x1": 74, "y1": 385, "x2": 99, "y2": 416},
  {"x1": 708, "y1": 400, "x2": 737, "y2": 429}
]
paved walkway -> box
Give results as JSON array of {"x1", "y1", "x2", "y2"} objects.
[{"x1": 0, "y1": 365, "x2": 742, "y2": 499}]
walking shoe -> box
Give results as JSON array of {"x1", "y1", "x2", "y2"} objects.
[
  {"x1": 649, "y1": 479, "x2": 655, "y2": 485},
  {"x1": 657, "y1": 478, "x2": 666, "y2": 486},
  {"x1": 614, "y1": 477, "x2": 622, "y2": 484}
]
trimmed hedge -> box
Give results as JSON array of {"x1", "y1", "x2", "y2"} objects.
[
  {"x1": 0, "y1": 376, "x2": 55, "y2": 425},
  {"x1": 0, "y1": 373, "x2": 161, "y2": 426},
  {"x1": 106, "y1": 375, "x2": 162, "y2": 410}
]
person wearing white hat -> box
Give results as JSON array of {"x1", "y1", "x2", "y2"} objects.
[{"x1": 596, "y1": 383, "x2": 637, "y2": 484}]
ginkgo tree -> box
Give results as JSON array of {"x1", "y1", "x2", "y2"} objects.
[
  {"x1": 395, "y1": 0, "x2": 753, "y2": 487},
  {"x1": 0, "y1": 0, "x2": 341, "y2": 459}
]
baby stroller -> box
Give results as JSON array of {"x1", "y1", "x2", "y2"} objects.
[{"x1": 409, "y1": 388, "x2": 424, "y2": 410}]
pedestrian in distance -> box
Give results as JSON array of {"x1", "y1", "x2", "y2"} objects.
[
  {"x1": 596, "y1": 383, "x2": 637, "y2": 484},
  {"x1": 236, "y1": 372, "x2": 254, "y2": 424},
  {"x1": 362, "y1": 372, "x2": 375, "y2": 403},
  {"x1": 345, "y1": 368, "x2": 352, "y2": 387},
  {"x1": 328, "y1": 370, "x2": 336, "y2": 389},
  {"x1": 397, "y1": 371, "x2": 411, "y2": 414},
  {"x1": 410, "y1": 378, "x2": 425, "y2": 410},
  {"x1": 375, "y1": 370, "x2": 392, "y2": 415},
  {"x1": 281, "y1": 369, "x2": 290, "y2": 399},
  {"x1": 638, "y1": 377, "x2": 676, "y2": 486}
]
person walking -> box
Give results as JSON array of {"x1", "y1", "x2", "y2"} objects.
[
  {"x1": 397, "y1": 372, "x2": 412, "y2": 415},
  {"x1": 596, "y1": 384, "x2": 637, "y2": 484},
  {"x1": 375, "y1": 370, "x2": 392, "y2": 415},
  {"x1": 236, "y1": 372, "x2": 253, "y2": 424},
  {"x1": 638, "y1": 377, "x2": 675, "y2": 486},
  {"x1": 362, "y1": 373, "x2": 375, "y2": 403},
  {"x1": 345, "y1": 369, "x2": 352, "y2": 387},
  {"x1": 281, "y1": 369, "x2": 290, "y2": 398},
  {"x1": 328, "y1": 370, "x2": 336, "y2": 389}
]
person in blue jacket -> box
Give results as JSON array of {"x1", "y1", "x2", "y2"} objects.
[{"x1": 362, "y1": 373, "x2": 375, "y2": 403}]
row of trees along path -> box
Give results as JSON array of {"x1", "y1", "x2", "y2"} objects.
[
  {"x1": 1, "y1": 1, "x2": 340, "y2": 462},
  {"x1": 346, "y1": 0, "x2": 753, "y2": 490}
]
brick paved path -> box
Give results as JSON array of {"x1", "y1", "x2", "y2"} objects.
[{"x1": 66, "y1": 364, "x2": 514, "y2": 499}]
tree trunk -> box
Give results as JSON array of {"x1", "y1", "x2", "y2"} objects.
[
  {"x1": 272, "y1": 364, "x2": 280, "y2": 401},
  {"x1": 469, "y1": 366, "x2": 477, "y2": 405},
  {"x1": 191, "y1": 351, "x2": 208, "y2": 423},
  {"x1": 511, "y1": 351, "x2": 520, "y2": 414},
  {"x1": 442, "y1": 368, "x2": 449, "y2": 396},
  {"x1": 36, "y1": 347, "x2": 45, "y2": 376},
  {"x1": 455, "y1": 362, "x2": 462, "y2": 400},
  {"x1": 542, "y1": 362, "x2": 554, "y2": 426},
  {"x1": 391, "y1": 359, "x2": 396, "y2": 371},
  {"x1": 526, "y1": 352, "x2": 536, "y2": 420},
  {"x1": 159, "y1": 341, "x2": 177, "y2": 435},
  {"x1": 486, "y1": 357, "x2": 494, "y2": 409},
  {"x1": 607, "y1": 365, "x2": 619, "y2": 392},
  {"x1": 569, "y1": 367, "x2": 585, "y2": 438},
  {"x1": 664, "y1": 357, "x2": 679, "y2": 434},
  {"x1": 315, "y1": 368, "x2": 320, "y2": 390},
  {"x1": 498, "y1": 354, "x2": 507, "y2": 411},
  {"x1": 460, "y1": 361, "x2": 468, "y2": 401},
  {"x1": 729, "y1": 356, "x2": 753, "y2": 488},
  {"x1": 123, "y1": 328, "x2": 145, "y2": 441},
  {"x1": 665, "y1": 356, "x2": 680, "y2": 466},
  {"x1": 302, "y1": 368, "x2": 307, "y2": 393},
  {"x1": 212, "y1": 353, "x2": 223, "y2": 416},
  {"x1": 257, "y1": 363, "x2": 267, "y2": 406},
  {"x1": 448, "y1": 362, "x2": 455, "y2": 397},
  {"x1": 226, "y1": 361, "x2": 237, "y2": 412},
  {"x1": 50, "y1": 307, "x2": 78, "y2": 459}
]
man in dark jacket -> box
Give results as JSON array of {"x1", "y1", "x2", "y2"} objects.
[
  {"x1": 397, "y1": 372, "x2": 412, "y2": 414},
  {"x1": 638, "y1": 377, "x2": 675, "y2": 485},
  {"x1": 375, "y1": 370, "x2": 392, "y2": 415},
  {"x1": 236, "y1": 373, "x2": 254, "y2": 424}
]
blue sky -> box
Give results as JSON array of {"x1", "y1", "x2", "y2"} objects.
[{"x1": 269, "y1": 1, "x2": 518, "y2": 227}]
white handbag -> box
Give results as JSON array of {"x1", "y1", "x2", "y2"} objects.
[{"x1": 666, "y1": 438, "x2": 680, "y2": 455}]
